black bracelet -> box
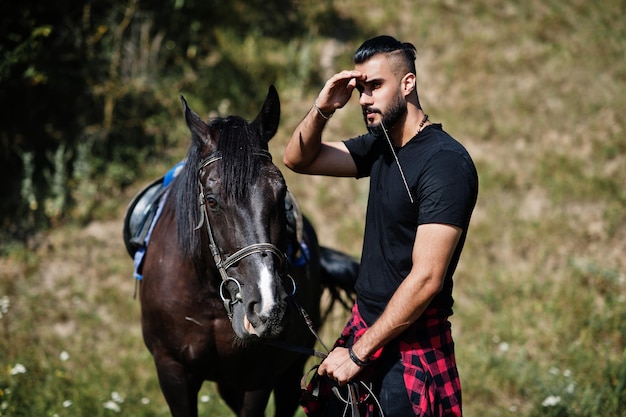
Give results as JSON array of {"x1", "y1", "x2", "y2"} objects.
[{"x1": 348, "y1": 346, "x2": 370, "y2": 367}]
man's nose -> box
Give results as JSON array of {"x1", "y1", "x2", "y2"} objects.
[{"x1": 359, "y1": 91, "x2": 373, "y2": 107}]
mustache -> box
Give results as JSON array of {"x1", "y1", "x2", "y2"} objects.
[{"x1": 363, "y1": 107, "x2": 382, "y2": 116}]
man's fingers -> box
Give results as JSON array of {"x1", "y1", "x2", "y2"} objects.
[{"x1": 330, "y1": 70, "x2": 362, "y2": 84}]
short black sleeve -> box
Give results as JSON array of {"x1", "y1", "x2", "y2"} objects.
[
  {"x1": 343, "y1": 133, "x2": 381, "y2": 178},
  {"x1": 417, "y1": 149, "x2": 478, "y2": 229}
]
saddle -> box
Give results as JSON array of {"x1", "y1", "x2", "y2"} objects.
[
  {"x1": 122, "y1": 168, "x2": 305, "y2": 262},
  {"x1": 122, "y1": 177, "x2": 167, "y2": 258}
]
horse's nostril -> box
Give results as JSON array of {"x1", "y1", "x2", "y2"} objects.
[
  {"x1": 246, "y1": 302, "x2": 263, "y2": 323},
  {"x1": 243, "y1": 299, "x2": 288, "y2": 337}
]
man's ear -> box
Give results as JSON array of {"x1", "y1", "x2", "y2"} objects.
[{"x1": 401, "y1": 72, "x2": 416, "y2": 97}]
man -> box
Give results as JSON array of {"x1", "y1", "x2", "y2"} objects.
[{"x1": 283, "y1": 35, "x2": 478, "y2": 416}]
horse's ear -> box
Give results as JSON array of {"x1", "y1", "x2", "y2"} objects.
[
  {"x1": 181, "y1": 95, "x2": 215, "y2": 151},
  {"x1": 252, "y1": 85, "x2": 280, "y2": 149}
]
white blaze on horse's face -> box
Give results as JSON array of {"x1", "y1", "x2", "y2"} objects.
[
  {"x1": 242, "y1": 262, "x2": 277, "y2": 336},
  {"x1": 258, "y1": 265, "x2": 276, "y2": 317}
]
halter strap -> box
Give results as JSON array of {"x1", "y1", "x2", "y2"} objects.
[{"x1": 221, "y1": 243, "x2": 284, "y2": 270}]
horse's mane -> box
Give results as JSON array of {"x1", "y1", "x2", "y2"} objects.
[{"x1": 169, "y1": 115, "x2": 265, "y2": 262}]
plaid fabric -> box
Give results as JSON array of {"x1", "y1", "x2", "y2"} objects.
[
  {"x1": 301, "y1": 302, "x2": 462, "y2": 417},
  {"x1": 397, "y1": 310, "x2": 462, "y2": 417}
]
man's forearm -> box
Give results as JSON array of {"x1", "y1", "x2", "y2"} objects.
[
  {"x1": 283, "y1": 105, "x2": 328, "y2": 172},
  {"x1": 351, "y1": 275, "x2": 440, "y2": 362}
]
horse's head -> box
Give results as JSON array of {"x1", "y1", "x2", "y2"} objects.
[{"x1": 179, "y1": 86, "x2": 292, "y2": 340}]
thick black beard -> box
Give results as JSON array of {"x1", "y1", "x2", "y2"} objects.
[{"x1": 365, "y1": 93, "x2": 407, "y2": 138}]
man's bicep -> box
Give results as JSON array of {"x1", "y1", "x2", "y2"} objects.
[{"x1": 412, "y1": 223, "x2": 462, "y2": 277}]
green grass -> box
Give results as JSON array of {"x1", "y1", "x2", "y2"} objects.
[{"x1": 2, "y1": 0, "x2": 626, "y2": 416}]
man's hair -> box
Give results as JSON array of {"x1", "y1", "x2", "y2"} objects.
[{"x1": 354, "y1": 35, "x2": 417, "y2": 75}]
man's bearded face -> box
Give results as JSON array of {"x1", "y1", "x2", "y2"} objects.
[{"x1": 364, "y1": 89, "x2": 407, "y2": 138}]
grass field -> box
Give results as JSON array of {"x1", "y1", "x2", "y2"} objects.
[{"x1": 1, "y1": 0, "x2": 625, "y2": 416}]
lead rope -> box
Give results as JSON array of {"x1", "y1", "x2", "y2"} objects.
[
  {"x1": 301, "y1": 363, "x2": 386, "y2": 417},
  {"x1": 291, "y1": 296, "x2": 386, "y2": 417},
  {"x1": 333, "y1": 380, "x2": 385, "y2": 417}
]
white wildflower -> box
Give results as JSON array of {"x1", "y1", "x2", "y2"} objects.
[
  {"x1": 103, "y1": 400, "x2": 121, "y2": 412},
  {"x1": 542, "y1": 395, "x2": 561, "y2": 407},
  {"x1": 0, "y1": 296, "x2": 9, "y2": 319},
  {"x1": 200, "y1": 394, "x2": 210, "y2": 403},
  {"x1": 141, "y1": 397, "x2": 150, "y2": 405},
  {"x1": 59, "y1": 351, "x2": 70, "y2": 361},
  {"x1": 62, "y1": 400, "x2": 73, "y2": 408},
  {"x1": 111, "y1": 391, "x2": 124, "y2": 403},
  {"x1": 549, "y1": 366, "x2": 560, "y2": 376},
  {"x1": 10, "y1": 364, "x2": 26, "y2": 375},
  {"x1": 566, "y1": 382, "x2": 575, "y2": 394},
  {"x1": 563, "y1": 369, "x2": 572, "y2": 378},
  {"x1": 498, "y1": 342, "x2": 510, "y2": 352}
]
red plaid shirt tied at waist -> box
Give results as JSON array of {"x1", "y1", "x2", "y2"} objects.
[{"x1": 301, "y1": 302, "x2": 462, "y2": 417}]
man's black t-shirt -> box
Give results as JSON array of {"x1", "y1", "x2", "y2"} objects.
[{"x1": 344, "y1": 124, "x2": 478, "y2": 325}]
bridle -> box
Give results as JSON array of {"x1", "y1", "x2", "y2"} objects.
[
  {"x1": 194, "y1": 149, "x2": 294, "y2": 318},
  {"x1": 194, "y1": 151, "x2": 384, "y2": 416},
  {"x1": 194, "y1": 149, "x2": 383, "y2": 414}
]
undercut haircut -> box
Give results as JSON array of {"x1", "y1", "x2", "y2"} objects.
[{"x1": 354, "y1": 35, "x2": 417, "y2": 76}]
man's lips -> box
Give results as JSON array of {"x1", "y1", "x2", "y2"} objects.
[{"x1": 364, "y1": 109, "x2": 380, "y2": 123}]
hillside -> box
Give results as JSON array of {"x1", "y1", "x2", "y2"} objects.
[{"x1": 1, "y1": 1, "x2": 625, "y2": 416}]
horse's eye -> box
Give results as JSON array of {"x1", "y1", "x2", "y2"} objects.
[{"x1": 206, "y1": 196, "x2": 219, "y2": 209}]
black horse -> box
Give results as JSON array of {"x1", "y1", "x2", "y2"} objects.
[{"x1": 124, "y1": 86, "x2": 357, "y2": 417}]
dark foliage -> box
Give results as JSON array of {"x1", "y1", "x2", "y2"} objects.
[{"x1": 0, "y1": 0, "x2": 362, "y2": 247}]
